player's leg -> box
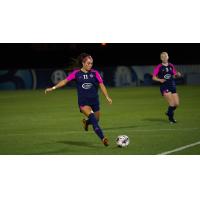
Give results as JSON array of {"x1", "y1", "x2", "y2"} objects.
[
  {"x1": 163, "y1": 92, "x2": 175, "y2": 106},
  {"x1": 163, "y1": 92, "x2": 176, "y2": 123},
  {"x1": 83, "y1": 104, "x2": 100, "y2": 131},
  {"x1": 171, "y1": 93, "x2": 179, "y2": 120},
  {"x1": 172, "y1": 93, "x2": 179, "y2": 107},
  {"x1": 80, "y1": 105, "x2": 108, "y2": 146},
  {"x1": 81, "y1": 105, "x2": 96, "y2": 132},
  {"x1": 90, "y1": 104, "x2": 100, "y2": 122},
  {"x1": 94, "y1": 111, "x2": 100, "y2": 121}
]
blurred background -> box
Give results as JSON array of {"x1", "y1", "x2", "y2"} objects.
[{"x1": 0, "y1": 43, "x2": 200, "y2": 89}]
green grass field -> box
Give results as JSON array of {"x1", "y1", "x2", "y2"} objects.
[{"x1": 0, "y1": 86, "x2": 200, "y2": 155}]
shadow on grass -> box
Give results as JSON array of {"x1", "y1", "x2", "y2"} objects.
[
  {"x1": 32, "y1": 140, "x2": 102, "y2": 154},
  {"x1": 56, "y1": 140, "x2": 98, "y2": 148}
]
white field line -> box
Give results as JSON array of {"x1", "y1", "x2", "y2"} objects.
[
  {"x1": 158, "y1": 140, "x2": 200, "y2": 155},
  {"x1": 1, "y1": 127, "x2": 200, "y2": 155}
]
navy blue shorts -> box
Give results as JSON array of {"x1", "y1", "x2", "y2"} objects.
[
  {"x1": 160, "y1": 85, "x2": 177, "y2": 96},
  {"x1": 78, "y1": 97, "x2": 100, "y2": 113}
]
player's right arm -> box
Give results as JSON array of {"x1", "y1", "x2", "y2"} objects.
[
  {"x1": 45, "y1": 79, "x2": 68, "y2": 94},
  {"x1": 152, "y1": 76, "x2": 166, "y2": 83},
  {"x1": 45, "y1": 70, "x2": 78, "y2": 94},
  {"x1": 152, "y1": 64, "x2": 166, "y2": 83}
]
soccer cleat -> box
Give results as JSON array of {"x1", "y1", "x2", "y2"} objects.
[
  {"x1": 169, "y1": 118, "x2": 177, "y2": 124},
  {"x1": 165, "y1": 112, "x2": 177, "y2": 124},
  {"x1": 82, "y1": 119, "x2": 89, "y2": 131},
  {"x1": 102, "y1": 137, "x2": 109, "y2": 146}
]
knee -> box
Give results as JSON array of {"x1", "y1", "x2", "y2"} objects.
[{"x1": 174, "y1": 102, "x2": 179, "y2": 107}]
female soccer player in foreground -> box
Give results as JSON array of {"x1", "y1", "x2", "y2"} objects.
[
  {"x1": 152, "y1": 52, "x2": 181, "y2": 123},
  {"x1": 45, "y1": 53, "x2": 112, "y2": 146}
]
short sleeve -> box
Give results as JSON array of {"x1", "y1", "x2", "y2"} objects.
[
  {"x1": 169, "y1": 63, "x2": 177, "y2": 75},
  {"x1": 94, "y1": 70, "x2": 103, "y2": 83},
  {"x1": 66, "y1": 70, "x2": 79, "y2": 82},
  {"x1": 153, "y1": 64, "x2": 162, "y2": 76}
]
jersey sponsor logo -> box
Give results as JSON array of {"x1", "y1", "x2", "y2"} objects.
[
  {"x1": 82, "y1": 83, "x2": 93, "y2": 89},
  {"x1": 164, "y1": 74, "x2": 171, "y2": 79}
]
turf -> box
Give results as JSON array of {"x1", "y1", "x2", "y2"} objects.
[{"x1": 0, "y1": 86, "x2": 200, "y2": 155}]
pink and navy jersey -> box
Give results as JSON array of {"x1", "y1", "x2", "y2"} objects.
[
  {"x1": 153, "y1": 63, "x2": 177, "y2": 87},
  {"x1": 66, "y1": 69, "x2": 103, "y2": 101}
]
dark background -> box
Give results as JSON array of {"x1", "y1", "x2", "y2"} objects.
[{"x1": 0, "y1": 43, "x2": 200, "y2": 68}]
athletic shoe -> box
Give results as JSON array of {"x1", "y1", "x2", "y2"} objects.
[
  {"x1": 165, "y1": 112, "x2": 177, "y2": 124},
  {"x1": 102, "y1": 137, "x2": 109, "y2": 146}
]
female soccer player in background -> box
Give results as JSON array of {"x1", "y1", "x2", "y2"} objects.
[
  {"x1": 152, "y1": 52, "x2": 181, "y2": 123},
  {"x1": 45, "y1": 53, "x2": 112, "y2": 146}
]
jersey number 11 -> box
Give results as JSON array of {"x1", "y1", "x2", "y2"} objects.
[{"x1": 83, "y1": 75, "x2": 88, "y2": 79}]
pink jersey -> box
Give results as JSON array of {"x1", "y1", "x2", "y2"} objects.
[{"x1": 153, "y1": 63, "x2": 177, "y2": 87}]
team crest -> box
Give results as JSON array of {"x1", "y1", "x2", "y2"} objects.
[{"x1": 89, "y1": 73, "x2": 94, "y2": 78}]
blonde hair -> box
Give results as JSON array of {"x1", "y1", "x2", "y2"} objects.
[{"x1": 160, "y1": 52, "x2": 168, "y2": 56}]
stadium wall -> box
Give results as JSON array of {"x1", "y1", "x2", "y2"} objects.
[{"x1": 0, "y1": 65, "x2": 200, "y2": 90}]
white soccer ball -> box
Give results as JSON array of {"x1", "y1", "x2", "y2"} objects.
[{"x1": 116, "y1": 135, "x2": 129, "y2": 147}]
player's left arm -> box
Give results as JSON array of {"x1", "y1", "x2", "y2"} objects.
[
  {"x1": 174, "y1": 71, "x2": 182, "y2": 78},
  {"x1": 99, "y1": 83, "x2": 112, "y2": 104},
  {"x1": 171, "y1": 64, "x2": 182, "y2": 78}
]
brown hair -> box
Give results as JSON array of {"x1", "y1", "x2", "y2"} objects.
[{"x1": 78, "y1": 53, "x2": 92, "y2": 66}]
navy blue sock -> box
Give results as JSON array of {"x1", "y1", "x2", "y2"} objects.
[
  {"x1": 172, "y1": 106, "x2": 177, "y2": 111},
  {"x1": 167, "y1": 106, "x2": 174, "y2": 116},
  {"x1": 86, "y1": 118, "x2": 92, "y2": 125},
  {"x1": 88, "y1": 113, "x2": 104, "y2": 140},
  {"x1": 86, "y1": 115, "x2": 98, "y2": 125}
]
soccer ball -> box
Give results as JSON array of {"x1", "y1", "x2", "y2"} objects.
[{"x1": 116, "y1": 135, "x2": 129, "y2": 147}]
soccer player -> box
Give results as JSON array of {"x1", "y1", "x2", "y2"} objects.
[
  {"x1": 152, "y1": 52, "x2": 181, "y2": 123},
  {"x1": 45, "y1": 53, "x2": 112, "y2": 146}
]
